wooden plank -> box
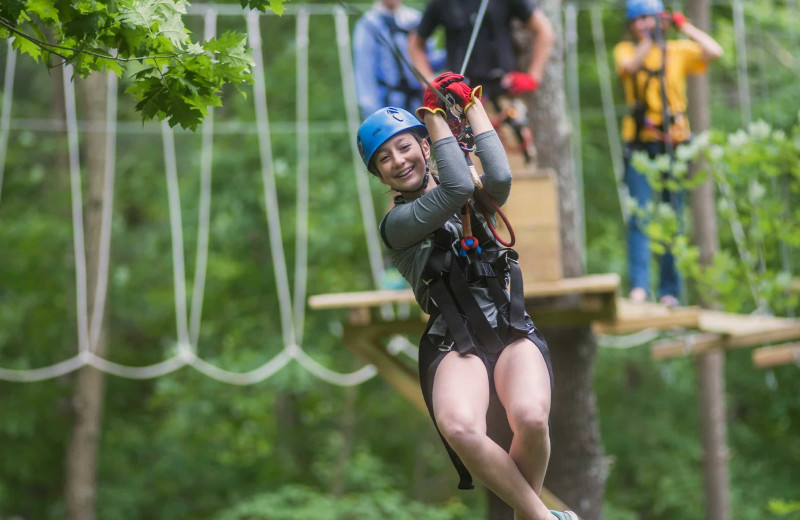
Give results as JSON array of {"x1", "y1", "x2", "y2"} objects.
[
  {"x1": 525, "y1": 273, "x2": 619, "y2": 297},
  {"x1": 309, "y1": 289, "x2": 415, "y2": 310},
  {"x1": 752, "y1": 343, "x2": 800, "y2": 368},
  {"x1": 650, "y1": 311, "x2": 800, "y2": 360},
  {"x1": 308, "y1": 274, "x2": 620, "y2": 310},
  {"x1": 594, "y1": 300, "x2": 701, "y2": 334}
]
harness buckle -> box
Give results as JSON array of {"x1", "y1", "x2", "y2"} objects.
[{"x1": 437, "y1": 340, "x2": 455, "y2": 352}]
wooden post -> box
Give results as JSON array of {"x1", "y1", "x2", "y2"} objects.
[{"x1": 687, "y1": 1, "x2": 731, "y2": 518}]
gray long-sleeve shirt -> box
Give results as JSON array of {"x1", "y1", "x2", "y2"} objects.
[{"x1": 380, "y1": 129, "x2": 512, "y2": 336}]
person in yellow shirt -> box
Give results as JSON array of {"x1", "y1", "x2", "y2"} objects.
[{"x1": 614, "y1": 0, "x2": 722, "y2": 306}]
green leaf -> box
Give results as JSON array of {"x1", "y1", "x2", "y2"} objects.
[
  {"x1": 156, "y1": 12, "x2": 188, "y2": 49},
  {"x1": 24, "y1": 0, "x2": 60, "y2": 24},
  {"x1": 10, "y1": 35, "x2": 43, "y2": 62}
]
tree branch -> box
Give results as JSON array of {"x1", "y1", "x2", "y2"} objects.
[{"x1": 0, "y1": 16, "x2": 181, "y2": 62}]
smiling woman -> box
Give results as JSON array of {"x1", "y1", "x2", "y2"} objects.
[{"x1": 354, "y1": 72, "x2": 577, "y2": 520}]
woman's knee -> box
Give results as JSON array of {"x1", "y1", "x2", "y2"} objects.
[
  {"x1": 436, "y1": 410, "x2": 485, "y2": 449},
  {"x1": 507, "y1": 402, "x2": 550, "y2": 441}
]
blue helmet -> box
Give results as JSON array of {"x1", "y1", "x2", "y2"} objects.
[
  {"x1": 626, "y1": 0, "x2": 663, "y2": 20},
  {"x1": 357, "y1": 107, "x2": 427, "y2": 171}
]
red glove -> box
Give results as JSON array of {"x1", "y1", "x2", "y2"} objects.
[
  {"x1": 417, "y1": 72, "x2": 481, "y2": 119},
  {"x1": 502, "y1": 71, "x2": 539, "y2": 96},
  {"x1": 417, "y1": 85, "x2": 446, "y2": 121},
  {"x1": 671, "y1": 11, "x2": 687, "y2": 29}
]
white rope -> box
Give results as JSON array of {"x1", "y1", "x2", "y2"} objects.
[
  {"x1": 64, "y1": 65, "x2": 92, "y2": 356},
  {"x1": 0, "y1": 42, "x2": 15, "y2": 208},
  {"x1": 590, "y1": 5, "x2": 629, "y2": 224},
  {"x1": 87, "y1": 353, "x2": 186, "y2": 379},
  {"x1": 89, "y1": 71, "x2": 118, "y2": 351},
  {"x1": 732, "y1": 0, "x2": 752, "y2": 126},
  {"x1": 248, "y1": 9, "x2": 297, "y2": 348},
  {"x1": 597, "y1": 328, "x2": 660, "y2": 349},
  {"x1": 334, "y1": 7, "x2": 393, "y2": 321},
  {"x1": 161, "y1": 121, "x2": 192, "y2": 354},
  {"x1": 0, "y1": 7, "x2": 394, "y2": 386},
  {"x1": 290, "y1": 344, "x2": 377, "y2": 386},
  {"x1": 294, "y1": 8, "x2": 311, "y2": 345},
  {"x1": 0, "y1": 355, "x2": 87, "y2": 382},
  {"x1": 189, "y1": 8, "x2": 218, "y2": 349},
  {"x1": 188, "y1": 348, "x2": 293, "y2": 385},
  {"x1": 334, "y1": 8, "x2": 386, "y2": 287}
]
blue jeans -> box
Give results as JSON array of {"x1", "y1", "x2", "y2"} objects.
[{"x1": 624, "y1": 142, "x2": 684, "y2": 299}]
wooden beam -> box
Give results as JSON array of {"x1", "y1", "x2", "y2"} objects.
[
  {"x1": 752, "y1": 343, "x2": 800, "y2": 369},
  {"x1": 309, "y1": 289, "x2": 415, "y2": 310},
  {"x1": 342, "y1": 320, "x2": 426, "y2": 413},
  {"x1": 650, "y1": 311, "x2": 800, "y2": 360}
]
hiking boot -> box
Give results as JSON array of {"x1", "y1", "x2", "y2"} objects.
[{"x1": 550, "y1": 511, "x2": 579, "y2": 520}]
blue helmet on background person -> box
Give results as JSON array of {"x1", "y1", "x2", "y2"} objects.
[
  {"x1": 626, "y1": 0, "x2": 664, "y2": 20},
  {"x1": 357, "y1": 107, "x2": 427, "y2": 174}
]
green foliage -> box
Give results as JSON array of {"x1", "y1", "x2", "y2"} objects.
[
  {"x1": 215, "y1": 485, "x2": 473, "y2": 520},
  {"x1": 769, "y1": 500, "x2": 800, "y2": 518},
  {"x1": 0, "y1": 0, "x2": 286, "y2": 129},
  {"x1": 627, "y1": 116, "x2": 800, "y2": 314}
]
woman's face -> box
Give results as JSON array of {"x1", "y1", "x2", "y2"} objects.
[
  {"x1": 630, "y1": 14, "x2": 657, "y2": 40},
  {"x1": 373, "y1": 132, "x2": 430, "y2": 192}
]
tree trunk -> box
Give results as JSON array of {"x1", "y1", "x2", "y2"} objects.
[
  {"x1": 527, "y1": 2, "x2": 606, "y2": 518},
  {"x1": 687, "y1": 1, "x2": 730, "y2": 519},
  {"x1": 65, "y1": 72, "x2": 109, "y2": 520}
]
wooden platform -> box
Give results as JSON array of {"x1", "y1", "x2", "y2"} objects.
[
  {"x1": 650, "y1": 311, "x2": 800, "y2": 360},
  {"x1": 309, "y1": 273, "x2": 620, "y2": 327},
  {"x1": 594, "y1": 299, "x2": 701, "y2": 335}
]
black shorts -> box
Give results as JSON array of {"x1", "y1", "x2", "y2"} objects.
[{"x1": 417, "y1": 316, "x2": 553, "y2": 490}]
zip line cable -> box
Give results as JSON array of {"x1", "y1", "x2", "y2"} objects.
[{"x1": 459, "y1": 0, "x2": 491, "y2": 76}]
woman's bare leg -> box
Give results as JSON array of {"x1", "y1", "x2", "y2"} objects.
[
  {"x1": 432, "y1": 351, "x2": 551, "y2": 520},
  {"x1": 494, "y1": 338, "x2": 554, "y2": 520}
]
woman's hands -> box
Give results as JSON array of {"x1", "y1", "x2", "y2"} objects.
[{"x1": 415, "y1": 72, "x2": 482, "y2": 122}]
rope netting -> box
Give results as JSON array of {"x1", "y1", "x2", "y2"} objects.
[{"x1": 0, "y1": 5, "x2": 390, "y2": 385}]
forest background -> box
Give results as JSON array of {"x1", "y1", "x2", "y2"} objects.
[{"x1": 0, "y1": 0, "x2": 799, "y2": 519}]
